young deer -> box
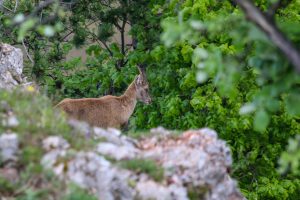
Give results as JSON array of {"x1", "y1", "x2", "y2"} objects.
[{"x1": 55, "y1": 66, "x2": 151, "y2": 129}]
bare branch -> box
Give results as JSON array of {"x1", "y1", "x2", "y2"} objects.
[
  {"x1": 86, "y1": 30, "x2": 114, "y2": 57},
  {"x1": 120, "y1": 16, "x2": 127, "y2": 55},
  {"x1": 13, "y1": 0, "x2": 19, "y2": 13},
  {"x1": 235, "y1": 0, "x2": 300, "y2": 72},
  {"x1": 61, "y1": 19, "x2": 99, "y2": 42},
  {"x1": 1, "y1": 4, "x2": 13, "y2": 13},
  {"x1": 100, "y1": 39, "x2": 114, "y2": 57},
  {"x1": 22, "y1": 39, "x2": 34, "y2": 64}
]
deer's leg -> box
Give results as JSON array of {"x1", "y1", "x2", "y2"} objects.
[{"x1": 121, "y1": 121, "x2": 129, "y2": 131}]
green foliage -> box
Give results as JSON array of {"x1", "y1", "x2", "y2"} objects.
[
  {"x1": 2, "y1": 0, "x2": 64, "y2": 41},
  {"x1": 62, "y1": 184, "x2": 98, "y2": 200},
  {"x1": 279, "y1": 135, "x2": 300, "y2": 176},
  {"x1": 0, "y1": 177, "x2": 14, "y2": 195},
  {"x1": 161, "y1": 0, "x2": 300, "y2": 132},
  {"x1": 120, "y1": 159, "x2": 164, "y2": 182}
]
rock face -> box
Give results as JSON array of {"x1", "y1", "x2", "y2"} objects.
[
  {"x1": 0, "y1": 43, "x2": 25, "y2": 89},
  {"x1": 41, "y1": 122, "x2": 246, "y2": 200},
  {"x1": 0, "y1": 133, "x2": 19, "y2": 183},
  {"x1": 0, "y1": 133, "x2": 19, "y2": 166}
]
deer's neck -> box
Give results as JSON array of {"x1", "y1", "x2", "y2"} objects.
[{"x1": 120, "y1": 81, "x2": 137, "y2": 112}]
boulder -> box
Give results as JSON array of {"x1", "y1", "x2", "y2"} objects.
[
  {"x1": 0, "y1": 43, "x2": 24, "y2": 89},
  {"x1": 0, "y1": 43, "x2": 33, "y2": 90},
  {"x1": 0, "y1": 133, "x2": 19, "y2": 165},
  {"x1": 41, "y1": 123, "x2": 246, "y2": 200},
  {"x1": 0, "y1": 133, "x2": 19, "y2": 183}
]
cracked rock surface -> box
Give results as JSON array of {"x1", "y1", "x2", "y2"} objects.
[
  {"x1": 41, "y1": 124, "x2": 245, "y2": 200},
  {"x1": 0, "y1": 43, "x2": 24, "y2": 89}
]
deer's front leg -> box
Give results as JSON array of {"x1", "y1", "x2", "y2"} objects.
[{"x1": 121, "y1": 121, "x2": 129, "y2": 131}]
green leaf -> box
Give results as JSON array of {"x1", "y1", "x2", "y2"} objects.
[
  {"x1": 196, "y1": 71, "x2": 208, "y2": 83},
  {"x1": 284, "y1": 93, "x2": 300, "y2": 117},
  {"x1": 18, "y1": 18, "x2": 37, "y2": 41},
  {"x1": 239, "y1": 103, "x2": 256, "y2": 115},
  {"x1": 13, "y1": 14, "x2": 25, "y2": 23},
  {"x1": 254, "y1": 109, "x2": 270, "y2": 132}
]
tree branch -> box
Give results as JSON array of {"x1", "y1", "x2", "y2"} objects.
[
  {"x1": 86, "y1": 30, "x2": 114, "y2": 57},
  {"x1": 100, "y1": 39, "x2": 113, "y2": 57},
  {"x1": 1, "y1": 4, "x2": 13, "y2": 13},
  {"x1": 235, "y1": 0, "x2": 300, "y2": 72},
  {"x1": 266, "y1": 0, "x2": 291, "y2": 19},
  {"x1": 22, "y1": 39, "x2": 34, "y2": 64},
  {"x1": 120, "y1": 16, "x2": 127, "y2": 56},
  {"x1": 14, "y1": 0, "x2": 19, "y2": 13}
]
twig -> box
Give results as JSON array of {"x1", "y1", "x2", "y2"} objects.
[
  {"x1": 40, "y1": 11, "x2": 43, "y2": 23},
  {"x1": 87, "y1": 29, "x2": 114, "y2": 57},
  {"x1": 22, "y1": 39, "x2": 34, "y2": 64},
  {"x1": 14, "y1": 0, "x2": 19, "y2": 13},
  {"x1": 120, "y1": 16, "x2": 127, "y2": 56},
  {"x1": 13, "y1": 176, "x2": 37, "y2": 196},
  {"x1": 62, "y1": 20, "x2": 98, "y2": 42},
  {"x1": 100, "y1": 40, "x2": 114, "y2": 57},
  {"x1": 234, "y1": 0, "x2": 300, "y2": 72},
  {"x1": 1, "y1": 4, "x2": 13, "y2": 12}
]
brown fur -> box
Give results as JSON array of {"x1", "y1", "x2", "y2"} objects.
[{"x1": 55, "y1": 72, "x2": 151, "y2": 129}]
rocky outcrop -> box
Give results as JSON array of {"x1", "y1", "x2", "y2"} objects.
[
  {"x1": 0, "y1": 133, "x2": 19, "y2": 183},
  {"x1": 0, "y1": 43, "x2": 23, "y2": 89},
  {"x1": 0, "y1": 43, "x2": 29, "y2": 89},
  {"x1": 40, "y1": 121, "x2": 245, "y2": 200},
  {"x1": 0, "y1": 133, "x2": 19, "y2": 166}
]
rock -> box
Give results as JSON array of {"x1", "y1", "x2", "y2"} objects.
[
  {"x1": 0, "y1": 167, "x2": 19, "y2": 183},
  {"x1": 1, "y1": 112, "x2": 19, "y2": 128},
  {"x1": 135, "y1": 180, "x2": 188, "y2": 200},
  {"x1": 0, "y1": 43, "x2": 24, "y2": 89},
  {"x1": 150, "y1": 126, "x2": 173, "y2": 136},
  {"x1": 68, "y1": 119, "x2": 138, "y2": 147},
  {"x1": 0, "y1": 133, "x2": 19, "y2": 165},
  {"x1": 0, "y1": 43, "x2": 34, "y2": 90},
  {"x1": 41, "y1": 127, "x2": 246, "y2": 200},
  {"x1": 93, "y1": 127, "x2": 138, "y2": 147},
  {"x1": 41, "y1": 136, "x2": 70, "y2": 172},
  {"x1": 42, "y1": 136, "x2": 70, "y2": 151},
  {"x1": 96, "y1": 142, "x2": 140, "y2": 160},
  {"x1": 137, "y1": 129, "x2": 241, "y2": 200}
]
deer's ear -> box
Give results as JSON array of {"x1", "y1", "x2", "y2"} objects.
[
  {"x1": 137, "y1": 64, "x2": 146, "y2": 78},
  {"x1": 138, "y1": 67, "x2": 145, "y2": 75},
  {"x1": 135, "y1": 75, "x2": 142, "y2": 85}
]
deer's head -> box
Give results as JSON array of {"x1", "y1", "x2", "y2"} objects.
[{"x1": 135, "y1": 65, "x2": 151, "y2": 104}]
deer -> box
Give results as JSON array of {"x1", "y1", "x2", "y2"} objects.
[{"x1": 55, "y1": 65, "x2": 151, "y2": 129}]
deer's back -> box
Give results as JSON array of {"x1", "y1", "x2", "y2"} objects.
[{"x1": 56, "y1": 96, "x2": 124, "y2": 128}]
